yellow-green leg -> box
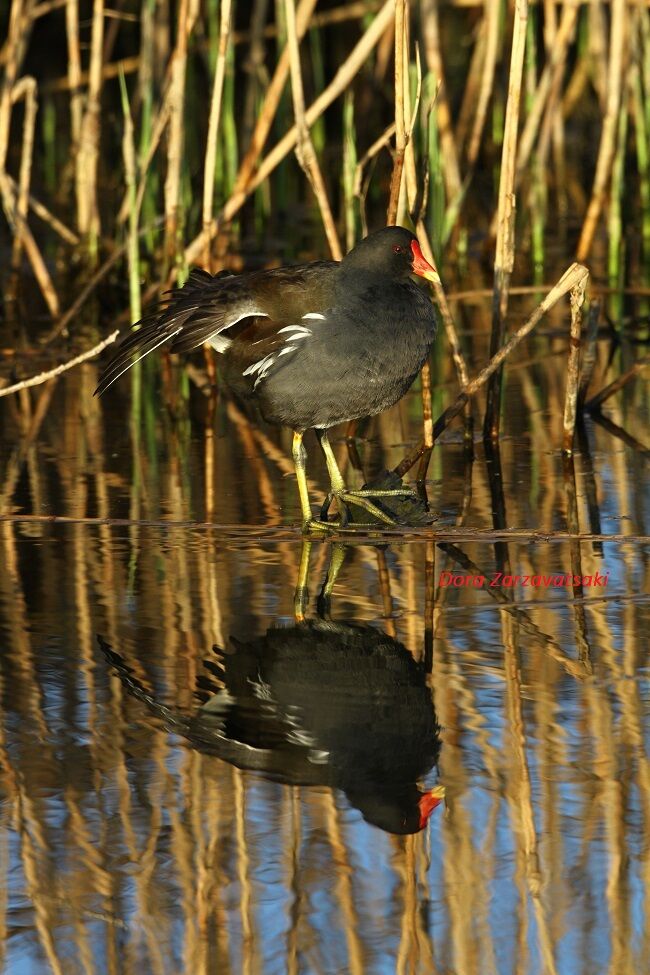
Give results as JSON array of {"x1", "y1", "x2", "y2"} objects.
[
  {"x1": 292, "y1": 430, "x2": 335, "y2": 534},
  {"x1": 316, "y1": 429, "x2": 413, "y2": 526}
]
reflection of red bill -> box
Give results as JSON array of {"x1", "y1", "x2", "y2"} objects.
[
  {"x1": 418, "y1": 784, "x2": 446, "y2": 829},
  {"x1": 411, "y1": 239, "x2": 441, "y2": 285}
]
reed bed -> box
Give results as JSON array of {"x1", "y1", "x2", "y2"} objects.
[{"x1": 0, "y1": 0, "x2": 648, "y2": 473}]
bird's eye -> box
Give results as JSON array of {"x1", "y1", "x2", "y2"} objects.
[{"x1": 393, "y1": 245, "x2": 403, "y2": 254}]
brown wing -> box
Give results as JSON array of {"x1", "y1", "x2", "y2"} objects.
[{"x1": 95, "y1": 261, "x2": 337, "y2": 395}]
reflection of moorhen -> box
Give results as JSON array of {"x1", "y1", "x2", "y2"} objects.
[{"x1": 100, "y1": 620, "x2": 443, "y2": 835}]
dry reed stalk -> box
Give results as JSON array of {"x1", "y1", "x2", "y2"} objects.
[
  {"x1": 562, "y1": 277, "x2": 587, "y2": 453},
  {"x1": 233, "y1": 0, "x2": 318, "y2": 196},
  {"x1": 119, "y1": 71, "x2": 141, "y2": 324},
  {"x1": 186, "y1": 0, "x2": 395, "y2": 264},
  {"x1": 514, "y1": 2, "x2": 579, "y2": 186},
  {"x1": 395, "y1": 262, "x2": 590, "y2": 473},
  {"x1": 285, "y1": 0, "x2": 343, "y2": 259},
  {"x1": 42, "y1": 217, "x2": 164, "y2": 342},
  {"x1": 75, "y1": 0, "x2": 105, "y2": 252},
  {"x1": 4, "y1": 174, "x2": 79, "y2": 244},
  {"x1": 41, "y1": 53, "x2": 141, "y2": 94},
  {"x1": 577, "y1": 0, "x2": 627, "y2": 260},
  {"x1": 202, "y1": 0, "x2": 233, "y2": 267},
  {"x1": 585, "y1": 354, "x2": 650, "y2": 411},
  {"x1": 0, "y1": 74, "x2": 60, "y2": 318},
  {"x1": 465, "y1": 0, "x2": 499, "y2": 169},
  {"x1": 240, "y1": 0, "x2": 270, "y2": 152},
  {"x1": 0, "y1": 0, "x2": 31, "y2": 182},
  {"x1": 484, "y1": 0, "x2": 529, "y2": 442},
  {"x1": 387, "y1": 0, "x2": 407, "y2": 225},
  {"x1": 421, "y1": 0, "x2": 462, "y2": 201},
  {"x1": 9, "y1": 75, "x2": 37, "y2": 273},
  {"x1": 117, "y1": 95, "x2": 171, "y2": 225},
  {"x1": 5, "y1": 203, "x2": 61, "y2": 317},
  {"x1": 453, "y1": 15, "x2": 486, "y2": 154},
  {"x1": 65, "y1": 0, "x2": 82, "y2": 145},
  {"x1": 542, "y1": 0, "x2": 568, "y2": 215},
  {"x1": 164, "y1": 0, "x2": 199, "y2": 269},
  {"x1": 0, "y1": 331, "x2": 119, "y2": 397},
  {"x1": 416, "y1": 221, "x2": 469, "y2": 389}
]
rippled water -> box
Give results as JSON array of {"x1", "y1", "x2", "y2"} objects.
[{"x1": 0, "y1": 291, "x2": 648, "y2": 974}]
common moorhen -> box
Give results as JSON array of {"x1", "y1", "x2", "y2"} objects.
[
  {"x1": 96, "y1": 226, "x2": 439, "y2": 531},
  {"x1": 99, "y1": 621, "x2": 443, "y2": 835}
]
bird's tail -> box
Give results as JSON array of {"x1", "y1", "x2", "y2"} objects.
[{"x1": 94, "y1": 268, "x2": 230, "y2": 395}]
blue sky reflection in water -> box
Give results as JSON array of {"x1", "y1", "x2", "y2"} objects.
[{"x1": 0, "y1": 300, "x2": 648, "y2": 974}]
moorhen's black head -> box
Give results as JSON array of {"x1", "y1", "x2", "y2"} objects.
[
  {"x1": 341, "y1": 226, "x2": 438, "y2": 283},
  {"x1": 350, "y1": 784, "x2": 445, "y2": 835}
]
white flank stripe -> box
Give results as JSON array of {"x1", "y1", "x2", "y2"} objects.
[
  {"x1": 302, "y1": 312, "x2": 326, "y2": 321},
  {"x1": 278, "y1": 325, "x2": 311, "y2": 335}
]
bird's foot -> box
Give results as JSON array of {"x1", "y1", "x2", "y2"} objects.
[
  {"x1": 320, "y1": 489, "x2": 399, "y2": 527},
  {"x1": 302, "y1": 517, "x2": 341, "y2": 536},
  {"x1": 318, "y1": 474, "x2": 437, "y2": 529}
]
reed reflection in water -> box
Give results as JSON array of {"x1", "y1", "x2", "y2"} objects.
[{"x1": 0, "y1": 512, "x2": 649, "y2": 974}]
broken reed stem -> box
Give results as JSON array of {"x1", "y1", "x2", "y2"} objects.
[
  {"x1": 0, "y1": 331, "x2": 119, "y2": 398},
  {"x1": 576, "y1": 0, "x2": 626, "y2": 261},
  {"x1": 584, "y1": 354, "x2": 650, "y2": 412},
  {"x1": 394, "y1": 262, "x2": 590, "y2": 477},
  {"x1": 201, "y1": 0, "x2": 233, "y2": 267},
  {"x1": 484, "y1": 0, "x2": 529, "y2": 442},
  {"x1": 387, "y1": 0, "x2": 407, "y2": 225},
  {"x1": 562, "y1": 277, "x2": 587, "y2": 453},
  {"x1": 284, "y1": 0, "x2": 342, "y2": 259},
  {"x1": 186, "y1": 0, "x2": 395, "y2": 264}
]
